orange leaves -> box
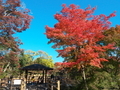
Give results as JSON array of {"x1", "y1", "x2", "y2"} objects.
[
  {"x1": 55, "y1": 62, "x2": 77, "y2": 68},
  {"x1": 102, "y1": 44, "x2": 115, "y2": 49},
  {"x1": 90, "y1": 58, "x2": 108, "y2": 68}
]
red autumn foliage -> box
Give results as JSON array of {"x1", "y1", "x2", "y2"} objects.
[
  {"x1": 45, "y1": 4, "x2": 115, "y2": 68},
  {"x1": 0, "y1": 0, "x2": 32, "y2": 65}
]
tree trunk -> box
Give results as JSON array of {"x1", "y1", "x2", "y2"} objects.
[{"x1": 81, "y1": 65, "x2": 88, "y2": 90}]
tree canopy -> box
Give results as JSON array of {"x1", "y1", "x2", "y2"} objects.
[
  {"x1": 0, "y1": 0, "x2": 32, "y2": 74},
  {"x1": 45, "y1": 4, "x2": 116, "y2": 68}
]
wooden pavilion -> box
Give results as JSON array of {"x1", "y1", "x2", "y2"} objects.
[{"x1": 20, "y1": 64, "x2": 53, "y2": 84}]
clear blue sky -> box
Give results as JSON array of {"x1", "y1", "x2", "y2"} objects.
[{"x1": 16, "y1": 0, "x2": 120, "y2": 62}]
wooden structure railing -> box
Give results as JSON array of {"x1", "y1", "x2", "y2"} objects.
[{"x1": 0, "y1": 76, "x2": 61, "y2": 90}]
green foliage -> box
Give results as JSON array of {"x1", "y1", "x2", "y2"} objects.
[
  {"x1": 18, "y1": 50, "x2": 54, "y2": 68},
  {"x1": 0, "y1": 73, "x2": 7, "y2": 79},
  {"x1": 104, "y1": 25, "x2": 120, "y2": 46},
  {"x1": 62, "y1": 64, "x2": 120, "y2": 90},
  {"x1": 19, "y1": 50, "x2": 33, "y2": 67},
  {"x1": 33, "y1": 50, "x2": 54, "y2": 68},
  {"x1": 34, "y1": 58, "x2": 54, "y2": 68},
  {"x1": 88, "y1": 71, "x2": 119, "y2": 90}
]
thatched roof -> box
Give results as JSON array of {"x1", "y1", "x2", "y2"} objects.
[{"x1": 20, "y1": 64, "x2": 53, "y2": 70}]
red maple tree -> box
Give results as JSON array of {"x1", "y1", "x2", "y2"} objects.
[{"x1": 45, "y1": 4, "x2": 115, "y2": 68}]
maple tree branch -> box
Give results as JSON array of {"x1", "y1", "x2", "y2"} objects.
[{"x1": 3, "y1": 62, "x2": 10, "y2": 72}]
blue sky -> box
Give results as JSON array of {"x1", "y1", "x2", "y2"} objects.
[{"x1": 16, "y1": 0, "x2": 120, "y2": 62}]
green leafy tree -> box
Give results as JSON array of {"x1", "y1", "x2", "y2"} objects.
[
  {"x1": 34, "y1": 50, "x2": 54, "y2": 68},
  {"x1": 19, "y1": 50, "x2": 54, "y2": 68},
  {"x1": 19, "y1": 50, "x2": 33, "y2": 67}
]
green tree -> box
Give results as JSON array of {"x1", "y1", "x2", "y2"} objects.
[
  {"x1": 19, "y1": 50, "x2": 54, "y2": 68},
  {"x1": 34, "y1": 50, "x2": 54, "y2": 68},
  {"x1": 19, "y1": 50, "x2": 33, "y2": 67}
]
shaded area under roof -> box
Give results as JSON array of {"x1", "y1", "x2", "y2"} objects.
[{"x1": 20, "y1": 64, "x2": 53, "y2": 70}]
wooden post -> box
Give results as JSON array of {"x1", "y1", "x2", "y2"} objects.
[
  {"x1": 20, "y1": 79, "x2": 23, "y2": 90},
  {"x1": 21, "y1": 71, "x2": 27, "y2": 90},
  {"x1": 45, "y1": 70, "x2": 47, "y2": 83},
  {"x1": 10, "y1": 76, "x2": 13, "y2": 90},
  {"x1": 57, "y1": 80, "x2": 60, "y2": 90},
  {"x1": 43, "y1": 70, "x2": 45, "y2": 83},
  {"x1": 25, "y1": 70, "x2": 28, "y2": 83},
  {"x1": 0, "y1": 79, "x2": 1, "y2": 87},
  {"x1": 20, "y1": 75, "x2": 24, "y2": 90},
  {"x1": 51, "y1": 85, "x2": 53, "y2": 90},
  {"x1": 21, "y1": 78, "x2": 26, "y2": 90}
]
